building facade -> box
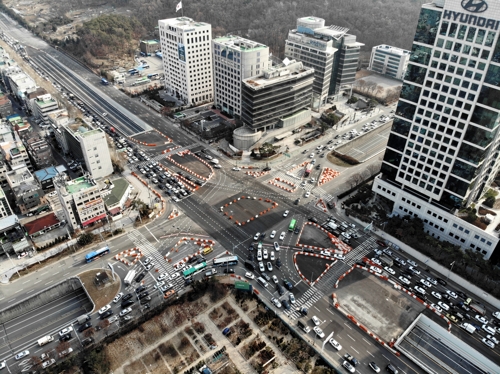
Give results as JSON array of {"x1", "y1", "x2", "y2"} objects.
[
  {"x1": 0, "y1": 93, "x2": 13, "y2": 118},
  {"x1": 56, "y1": 175, "x2": 107, "y2": 231},
  {"x1": 33, "y1": 94, "x2": 59, "y2": 121},
  {"x1": 369, "y1": 45, "x2": 411, "y2": 80},
  {"x1": 213, "y1": 36, "x2": 269, "y2": 118},
  {"x1": 285, "y1": 17, "x2": 337, "y2": 106},
  {"x1": 0, "y1": 188, "x2": 13, "y2": 218},
  {"x1": 6, "y1": 165, "x2": 44, "y2": 214},
  {"x1": 241, "y1": 60, "x2": 314, "y2": 131},
  {"x1": 140, "y1": 40, "x2": 160, "y2": 55},
  {"x1": 158, "y1": 17, "x2": 213, "y2": 106},
  {"x1": 25, "y1": 136, "x2": 53, "y2": 169},
  {"x1": 373, "y1": 0, "x2": 500, "y2": 259}
]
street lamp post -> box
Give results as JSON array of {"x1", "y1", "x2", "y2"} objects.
[{"x1": 446, "y1": 261, "x2": 455, "y2": 281}]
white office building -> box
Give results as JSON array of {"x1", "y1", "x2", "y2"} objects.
[
  {"x1": 158, "y1": 17, "x2": 213, "y2": 106},
  {"x1": 369, "y1": 45, "x2": 411, "y2": 80},
  {"x1": 213, "y1": 36, "x2": 269, "y2": 117},
  {"x1": 373, "y1": 0, "x2": 500, "y2": 259}
]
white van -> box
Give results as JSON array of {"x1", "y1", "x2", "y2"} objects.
[{"x1": 257, "y1": 277, "x2": 268, "y2": 288}]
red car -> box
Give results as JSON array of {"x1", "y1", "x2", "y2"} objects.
[{"x1": 376, "y1": 240, "x2": 387, "y2": 248}]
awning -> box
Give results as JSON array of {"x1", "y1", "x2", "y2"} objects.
[
  {"x1": 108, "y1": 207, "x2": 121, "y2": 216},
  {"x1": 82, "y1": 213, "x2": 107, "y2": 227}
]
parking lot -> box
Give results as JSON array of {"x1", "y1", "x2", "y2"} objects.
[{"x1": 336, "y1": 268, "x2": 425, "y2": 342}]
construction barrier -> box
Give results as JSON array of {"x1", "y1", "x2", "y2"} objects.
[
  {"x1": 130, "y1": 172, "x2": 167, "y2": 217},
  {"x1": 268, "y1": 177, "x2": 297, "y2": 192},
  {"x1": 114, "y1": 247, "x2": 144, "y2": 266},
  {"x1": 246, "y1": 170, "x2": 270, "y2": 178},
  {"x1": 318, "y1": 167, "x2": 340, "y2": 186}
]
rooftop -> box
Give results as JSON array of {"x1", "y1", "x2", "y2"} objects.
[
  {"x1": 0, "y1": 215, "x2": 19, "y2": 232},
  {"x1": 159, "y1": 17, "x2": 209, "y2": 29},
  {"x1": 65, "y1": 176, "x2": 95, "y2": 195},
  {"x1": 141, "y1": 39, "x2": 159, "y2": 44},
  {"x1": 243, "y1": 60, "x2": 314, "y2": 90},
  {"x1": 213, "y1": 36, "x2": 268, "y2": 52},
  {"x1": 33, "y1": 166, "x2": 59, "y2": 182},
  {"x1": 374, "y1": 44, "x2": 411, "y2": 56},
  {"x1": 102, "y1": 178, "x2": 130, "y2": 207},
  {"x1": 24, "y1": 212, "x2": 59, "y2": 236}
]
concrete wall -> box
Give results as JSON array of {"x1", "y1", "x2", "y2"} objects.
[{"x1": 0, "y1": 277, "x2": 86, "y2": 324}]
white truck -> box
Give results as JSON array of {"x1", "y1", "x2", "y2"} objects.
[
  {"x1": 205, "y1": 269, "x2": 217, "y2": 277},
  {"x1": 37, "y1": 335, "x2": 54, "y2": 346},
  {"x1": 460, "y1": 323, "x2": 476, "y2": 334},
  {"x1": 124, "y1": 270, "x2": 136, "y2": 286}
]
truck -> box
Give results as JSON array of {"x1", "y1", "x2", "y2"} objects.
[
  {"x1": 205, "y1": 269, "x2": 217, "y2": 277},
  {"x1": 124, "y1": 270, "x2": 137, "y2": 286},
  {"x1": 37, "y1": 335, "x2": 54, "y2": 346},
  {"x1": 460, "y1": 323, "x2": 476, "y2": 334},
  {"x1": 379, "y1": 254, "x2": 393, "y2": 267},
  {"x1": 76, "y1": 314, "x2": 91, "y2": 325},
  {"x1": 304, "y1": 164, "x2": 313, "y2": 178},
  {"x1": 470, "y1": 302, "x2": 486, "y2": 316}
]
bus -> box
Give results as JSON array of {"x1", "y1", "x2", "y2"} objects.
[
  {"x1": 288, "y1": 219, "x2": 297, "y2": 232},
  {"x1": 213, "y1": 256, "x2": 239, "y2": 267},
  {"x1": 183, "y1": 262, "x2": 207, "y2": 278},
  {"x1": 85, "y1": 246, "x2": 110, "y2": 263},
  {"x1": 134, "y1": 78, "x2": 151, "y2": 86}
]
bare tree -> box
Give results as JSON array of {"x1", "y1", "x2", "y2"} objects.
[
  {"x1": 367, "y1": 162, "x2": 382, "y2": 176},
  {"x1": 83, "y1": 327, "x2": 96, "y2": 338},
  {"x1": 30, "y1": 356, "x2": 42, "y2": 369},
  {"x1": 56, "y1": 341, "x2": 70, "y2": 355},
  {"x1": 350, "y1": 173, "x2": 364, "y2": 187}
]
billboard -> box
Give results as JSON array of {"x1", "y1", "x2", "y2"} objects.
[{"x1": 178, "y1": 43, "x2": 186, "y2": 62}]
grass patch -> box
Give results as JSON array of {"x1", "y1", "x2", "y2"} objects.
[{"x1": 78, "y1": 269, "x2": 120, "y2": 313}]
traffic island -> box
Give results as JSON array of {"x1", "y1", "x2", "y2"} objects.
[
  {"x1": 293, "y1": 252, "x2": 336, "y2": 286},
  {"x1": 220, "y1": 196, "x2": 278, "y2": 226},
  {"x1": 296, "y1": 222, "x2": 352, "y2": 254},
  {"x1": 167, "y1": 150, "x2": 214, "y2": 181},
  {"x1": 78, "y1": 269, "x2": 121, "y2": 313}
]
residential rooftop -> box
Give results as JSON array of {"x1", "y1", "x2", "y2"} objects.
[{"x1": 65, "y1": 176, "x2": 95, "y2": 195}]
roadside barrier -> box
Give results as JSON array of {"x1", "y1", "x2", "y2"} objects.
[
  {"x1": 318, "y1": 167, "x2": 340, "y2": 186},
  {"x1": 114, "y1": 247, "x2": 144, "y2": 266}
]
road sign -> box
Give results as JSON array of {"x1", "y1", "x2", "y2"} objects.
[
  {"x1": 234, "y1": 281, "x2": 251, "y2": 291},
  {"x1": 284, "y1": 153, "x2": 290, "y2": 157}
]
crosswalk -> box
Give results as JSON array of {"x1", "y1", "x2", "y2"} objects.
[
  {"x1": 343, "y1": 236, "x2": 377, "y2": 266},
  {"x1": 314, "y1": 261, "x2": 352, "y2": 294},
  {"x1": 284, "y1": 285, "x2": 325, "y2": 320},
  {"x1": 269, "y1": 169, "x2": 335, "y2": 203}
]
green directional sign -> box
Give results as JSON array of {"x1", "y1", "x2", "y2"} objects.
[
  {"x1": 284, "y1": 153, "x2": 291, "y2": 157},
  {"x1": 235, "y1": 281, "x2": 251, "y2": 291}
]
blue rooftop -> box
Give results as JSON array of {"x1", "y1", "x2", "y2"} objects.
[{"x1": 34, "y1": 166, "x2": 59, "y2": 182}]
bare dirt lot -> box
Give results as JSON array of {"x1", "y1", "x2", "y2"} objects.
[
  {"x1": 298, "y1": 225, "x2": 334, "y2": 249},
  {"x1": 336, "y1": 268, "x2": 425, "y2": 342},
  {"x1": 78, "y1": 269, "x2": 120, "y2": 312}
]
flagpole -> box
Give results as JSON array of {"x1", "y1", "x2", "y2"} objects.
[{"x1": 182, "y1": 1, "x2": 184, "y2": 17}]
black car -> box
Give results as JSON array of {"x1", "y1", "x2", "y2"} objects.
[
  {"x1": 294, "y1": 227, "x2": 300, "y2": 234},
  {"x1": 282, "y1": 299, "x2": 291, "y2": 310},
  {"x1": 261, "y1": 272, "x2": 271, "y2": 282},
  {"x1": 82, "y1": 337, "x2": 94, "y2": 346},
  {"x1": 140, "y1": 296, "x2": 152, "y2": 304},
  {"x1": 223, "y1": 268, "x2": 235, "y2": 274},
  {"x1": 457, "y1": 291, "x2": 467, "y2": 299},
  {"x1": 275, "y1": 258, "x2": 282, "y2": 268},
  {"x1": 436, "y1": 277, "x2": 447, "y2": 286},
  {"x1": 136, "y1": 285, "x2": 146, "y2": 294},
  {"x1": 327, "y1": 140, "x2": 333, "y2": 144},
  {"x1": 263, "y1": 167, "x2": 271, "y2": 171},
  {"x1": 284, "y1": 279, "x2": 293, "y2": 290},
  {"x1": 327, "y1": 202, "x2": 334, "y2": 209},
  {"x1": 185, "y1": 278, "x2": 193, "y2": 286},
  {"x1": 122, "y1": 293, "x2": 133, "y2": 302},
  {"x1": 59, "y1": 333, "x2": 72, "y2": 342},
  {"x1": 188, "y1": 256, "x2": 199, "y2": 264},
  {"x1": 260, "y1": 233, "x2": 266, "y2": 240},
  {"x1": 248, "y1": 253, "x2": 255, "y2": 261},
  {"x1": 195, "y1": 180, "x2": 203, "y2": 186},
  {"x1": 138, "y1": 291, "x2": 149, "y2": 300},
  {"x1": 100, "y1": 310, "x2": 113, "y2": 320},
  {"x1": 356, "y1": 261, "x2": 367, "y2": 267},
  {"x1": 135, "y1": 272, "x2": 146, "y2": 283},
  {"x1": 309, "y1": 217, "x2": 318, "y2": 224},
  {"x1": 294, "y1": 198, "x2": 300, "y2": 205},
  {"x1": 344, "y1": 353, "x2": 359, "y2": 366},
  {"x1": 196, "y1": 257, "x2": 206, "y2": 264},
  {"x1": 78, "y1": 323, "x2": 92, "y2": 333},
  {"x1": 121, "y1": 299, "x2": 135, "y2": 308},
  {"x1": 248, "y1": 244, "x2": 254, "y2": 251}
]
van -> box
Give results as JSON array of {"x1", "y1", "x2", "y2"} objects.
[
  {"x1": 298, "y1": 320, "x2": 311, "y2": 333},
  {"x1": 257, "y1": 277, "x2": 268, "y2": 288},
  {"x1": 202, "y1": 247, "x2": 213, "y2": 255}
]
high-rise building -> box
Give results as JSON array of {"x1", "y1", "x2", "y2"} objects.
[
  {"x1": 285, "y1": 17, "x2": 337, "y2": 106},
  {"x1": 158, "y1": 17, "x2": 213, "y2": 106},
  {"x1": 369, "y1": 45, "x2": 411, "y2": 80},
  {"x1": 373, "y1": 0, "x2": 500, "y2": 259},
  {"x1": 241, "y1": 60, "x2": 314, "y2": 131},
  {"x1": 213, "y1": 36, "x2": 269, "y2": 118}
]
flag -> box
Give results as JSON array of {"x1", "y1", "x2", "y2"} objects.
[{"x1": 176, "y1": 1, "x2": 182, "y2": 12}]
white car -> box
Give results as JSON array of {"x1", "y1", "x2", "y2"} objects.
[
  {"x1": 245, "y1": 272, "x2": 255, "y2": 280},
  {"x1": 343, "y1": 361, "x2": 355, "y2": 373},
  {"x1": 213, "y1": 164, "x2": 222, "y2": 169},
  {"x1": 420, "y1": 279, "x2": 432, "y2": 288},
  {"x1": 283, "y1": 210, "x2": 289, "y2": 217},
  {"x1": 384, "y1": 266, "x2": 395, "y2": 275},
  {"x1": 329, "y1": 338, "x2": 342, "y2": 350},
  {"x1": 108, "y1": 315, "x2": 119, "y2": 324},
  {"x1": 263, "y1": 249, "x2": 268, "y2": 259},
  {"x1": 113, "y1": 292, "x2": 124, "y2": 303},
  {"x1": 279, "y1": 232, "x2": 286, "y2": 240},
  {"x1": 431, "y1": 291, "x2": 442, "y2": 300},
  {"x1": 267, "y1": 262, "x2": 273, "y2": 271},
  {"x1": 305, "y1": 191, "x2": 310, "y2": 198},
  {"x1": 98, "y1": 304, "x2": 111, "y2": 315},
  {"x1": 270, "y1": 251, "x2": 275, "y2": 261},
  {"x1": 15, "y1": 350, "x2": 30, "y2": 360},
  {"x1": 438, "y1": 301, "x2": 450, "y2": 311},
  {"x1": 158, "y1": 273, "x2": 169, "y2": 281},
  {"x1": 154, "y1": 281, "x2": 166, "y2": 290},
  {"x1": 42, "y1": 358, "x2": 56, "y2": 369},
  {"x1": 254, "y1": 232, "x2": 261, "y2": 241},
  {"x1": 170, "y1": 272, "x2": 180, "y2": 280},
  {"x1": 493, "y1": 311, "x2": 500, "y2": 320},
  {"x1": 371, "y1": 258, "x2": 382, "y2": 265},
  {"x1": 475, "y1": 315, "x2": 488, "y2": 324},
  {"x1": 272, "y1": 275, "x2": 279, "y2": 284},
  {"x1": 312, "y1": 316, "x2": 321, "y2": 326},
  {"x1": 59, "y1": 326, "x2": 74, "y2": 336},
  {"x1": 313, "y1": 326, "x2": 325, "y2": 338},
  {"x1": 483, "y1": 325, "x2": 496, "y2": 335},
  {"x1": 271, "y1": 297, "x2": 282, "y2": 308},
  {"x1": 370, "y1": 266, "x2": 382, "y2": 274},
  {"x1": 486, "y1": 334, "x2": 499, "y2": 345},
  {"x1": 143, "y1": 257, "x2": 152, "y2": 265},
  {"x1": 446, "y1": 290, "x2": 458, "y2": 299},
  {"x1": 482, "y1": 338, "x2": 495, "y2": 349},
  {"x1": 414, "y1": 286, "x2": 426, "y2": 295},
  {"x1": 407, "y1": 260, "x2": 418, "y2": 267},
  {"x1": 430, "y1": 303, "x2": 442, "y2": 313},
  {"x1": 273, "y1": 242, "x2": 280, "y2": 251},
  {"x1": 427, "y1": 277, "x2": 438, "y2": 286},
  {"x1": 119, "y1": 307, "x2": 132, "y2": 317},
  {"x1": 257, "y1": 250, "x2": 263, "y2": 261},
  {"x1": 333, "y1": 253, "x2": 345, "y2": 260},
  {"x1": 259, "y1": 262, "x2": 265, "y2": 272},
  {"x1": 408, "y1": 266, "x2": 420, "y2": 275},
  {"x1": 289, "y1": 293, "x2": 296, "y2": 304},
  {"x1": 398, "y1": 276, "x2": 410, "y2": 286},
  {"x1": 309, "y1": 153, "x2": 315, "y2": 158},
  {"x1": 270, "y1": 230, "x2": 276, "y2": 239},
  {"x1": 232, "y1": 167, "x2": 241, "y2": 171}
]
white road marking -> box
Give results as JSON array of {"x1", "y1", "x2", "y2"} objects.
[
  {"x1": 22, "y1": 280, "x2": 30, "y2": 284},
  {"x1": 344, "y1": 322, "x2": 352, "y2": 330},
  {"x1": 34, "y1": 280, "x2": 41, "y2": 284},
  {"x1": 8, "y1": 298, "x2": 15, "y2": 303},
  {"x1": 45, "y1": 281, "x2": 53, "y2": 285},
  {"x1": 362, "y1": 338, "x2": 372, "y2": 345},
  {"x1": 367, "y1": 351, "x2": 375, "y2": 357},
  {"x1": 347, "y1": 334, "x2": 355, "y2": 341},
  {"x1": 350, "y1": 346, "x2": 359, "y2": 354}
]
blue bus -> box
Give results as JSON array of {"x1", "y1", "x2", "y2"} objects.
[
  {"x1": 101, "y1": 78, "x2": 109, "y2": 85},
  {"x1": 85, "y1": 246, "x2": 110, "y2": 263}
]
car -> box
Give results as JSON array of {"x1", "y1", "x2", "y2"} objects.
[
  {"x1": 143, "y1": 256, "x2": 153, "y2": 265},
  {"x1": 376, "y1": 240, "x2": 387, "y2": 247},
  {"x1": 98, "y1": 305, "x2": 111, "y2": 315},
  {"x1": 283, "y1": 210, "x2": 289, "y2": 217},
  {"x1": 344, "y1": 353, "x2": 359, "y2": 366},
  {"x1": 371, "y1": 257, "x2": 382, "y2": 265},
  {"x1": 368, "y1": 362, "x2": 381, "y2": 373},
  {"x1": 431, "y1": 291, "x2": 442, "y2": 300},
  {"x1": 273, "y1": 242, "x2": 280, "y2": 251},
  {"x1": 120, "y1": 307, "x2": 132, "y2": 317},
  {"x1": 398, "y1": 276, "x2": 410, "y2": 286},
  {"x1": 100, "y1": 310, "x2": 114, "y2": 319},
  {"x1": 59, "y1": 326, "x2": 74, "y2": 336},
  {"x1": 254, "y1": 232, "x2": 261, "y2": 241},
  {"x1": 270, "y1": 230, "x2": 276, "y2": 239},
  {"x1": 140, "y1": 296, "x2": 152, "y2": 304},
  {"x1": 414, "y1": 286, "x2": 426, "y2": 295},
  {"x1": 482, "y1": 338, "x2": 495, "y2": 349},
  {"x1": 408, "y1": 266, "x2": 420, "y2": 275},
  {"x1": 494, "y1": 311, "x2": 500, "y2": 320},
  {"x1": 113, "y1": 292, "x2": 124, "y2": 303},
  {"x1": 271, "y1": 297, "x2": 282, "y2": 308},
  {"x1": 59, "y1": 333, "x2": 72, "y2": 342},
  {"x1": 154, "y1": 281, "x2": 166, "y2": 290},
  {"x1": 279, "y1": 231, "x2": 286, "y2": 240},
  {"x1": 263, "y1": 249, "x2": 268, "y2": 259},
  {"x1": 333, "y1": 253, "x2": 346, "y2": 260},
  {"x1": 78, "y1": 322, "x2": 92, "y2": 332},
  {"x1": 427, "y1": 277, "x2": 438, "y2": 286},
  {"x1": 420, "y1": 279, "x2": 432, "y2": 288},
  {"x1": 312, "y1": 315, "x2": 321, "y2": 326},
  {"x1": 342, "y1": 361, "x2": 355, "y2": 373},
  {"x1": 232, "y1": 167, "x2": 241, "y2": 171},
  {"x1": 82, "y1": 337, "x2": 94, "y2": 346},
  {"x1": 257, "y1": 250, "x2": 263, "y2": 261},
  {"x1": 370, "y1": 266, "x2": 382, "y2": 274},
  {"x1": 430, "y1": 303, "x2": 442, "y2": 313},
  {"x1": 294, "y1": 227, "x2": 300, "y2": 234},
  {"x1": 483, "y1": 324, "x2": 496, "y2": 335},
  {"x1": 135, "y1": 272, "x2": 146, "y2": 282},
  {"x1": 384, "y1": 266, "x2": 395, "y2": 275},
  {"x1": 305, "y1": 191, "x2": 310, "y2": 198},
  {"x1": 261, "y1": 272, "x2": 271, "y2": 282},
  {"x1": 59, "y1": 347, "x2": 73, "y2": 358},
  {"x1": 457, "y1": 291, "x2": 467, "y2": 299},
  {"x1": 138, "y1": 291, "x2": 149, "y2": 300},
  {"x1": 446, "y1": 290, "x2": 458, "y2": 299},
  {"x1": 288, "y1": 292, "x2": 296, "y2": 304},
  {"x1": 313, "y1": 326, "x2": 325, "y2": 338},
  {"x1": 329, "y1": 338, "x2": 342, "y2": 350},
  {"x1": 271, "y1": 275, "x2": 279, "y2": 284},
  {"x1": 487, "y1": 334, "x2": 499, "y2": 344},
  {"x1": 122, "y1": 293, "x2": 133, "y2": 302},
  {"x1": 437, "y1": 277, "x2": 447, "y2": 286},
  {"x1": 309, "y1": 153, "x2": 315, "y2": 158},
  {"x1": 438, "y1": 301, "x2": 450, "y2": 311},
  {"x1": 108, "y1": 315, "x2": 119, "y2": 324},
  {"x1": 475, "y1": 315, "x2": 488, "y2": 324},
  {"x1": 407, "y1": 260, "x2": 418, "y2": 267},
  {"x1": 259, "y1": 262, "x2": 265, "y2": 272},
  {"x1": 267, "y1": 262, "x2": 273, "y2": 271},
  {"x1": 135, "y1": 285, "x2": 146, "y2": 294},
  {"x1": 158, "y1": 272, "x2": 169, "y2": 281},
  {"x1": 15, "y1": 350, "x2": 30, "y2": 360},
  {"x1": 170, "y1": 272, "x2": 180, "y2": 279}
]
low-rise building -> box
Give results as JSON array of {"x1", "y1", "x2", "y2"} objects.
[
  {"x1": 368, "y1": 44, "x2": 410, "y2": 80},
  {"x1": 6, "y1": 114, "x2": 31, "y2": 138},
  {"x1": 140, "y1": 40, "x2": 160, "y2": 55},
  {"x1": 26, "y1": 87, "x2": 47, "y2": 115},
  {"x1": 33, "y1": 165, "x2": 64, "y2": 191},
  {"x1": 33, "y1": 94, "x2": 59, "y2": 121},
  {"x1": 101, "y1": 178, "x2": 132, "y2": 220},
  {"x1": 23, "y1": 212, "x2": 62, "y2": 238},
  {"x1": 25, "y1": 136, "x2": 53, "y2": 169},
  {"x1": 5, "y1": 141, "x2": 32, "y2": 171},
  {"x1": 56, "y1": 175, "x2": 107, "y2": 231},
  {"x1": 6, "y1": 164, "x2": 45, "y2": 215},
  {"x1": 0, "y1": 188, "x2": 13, "y2": 219},
  {"x1": 0, "y1": 215, "x2": 30, "y2": 255},
  {"x1": 0, "y1": 92, "x2": 13, "y2": 118}
]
